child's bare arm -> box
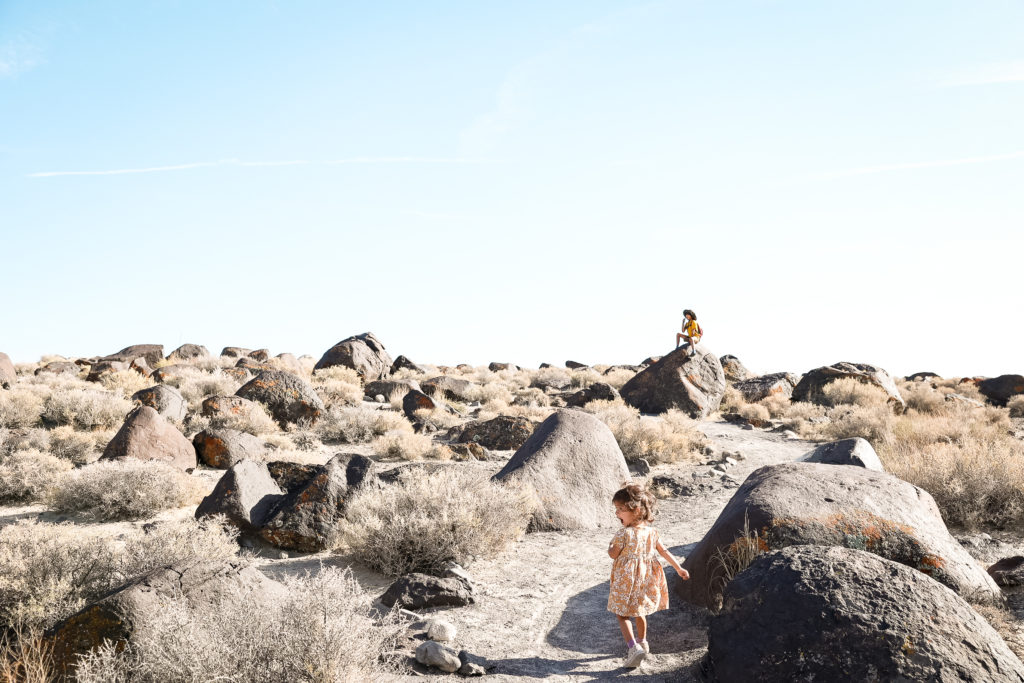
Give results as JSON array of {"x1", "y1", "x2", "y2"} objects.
[
  {"x1": 656, "y1": 539, "x2": 690, "y2": 580},
  {"x1": 608, "y1": 540, "x2": 621, "y2": 560}
]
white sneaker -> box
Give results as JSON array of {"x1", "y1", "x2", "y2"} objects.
[
  {"x1": 640, "y1": 640, "x2": 650, "y2": 654},
  {"x1": 624, "y1": 645, "x2": 647, "y2": 668}
]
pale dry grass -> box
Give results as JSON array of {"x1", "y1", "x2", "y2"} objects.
[
  {"x1": 737, "y1": 402, "x2": 770, "y2": 423},
  {"x1": 819, "y1": 377, "x2": 890, "y2": 408},
  {"x1": 0, "y1": 622, "x2": 53, "y2": 683},
  {"x1": 0, "y1": 449, "x2": 73, "y2": 503},
  {"x1": 707, "y1": 513, "x2": 765, "y2": 610},
  {"x1": 602, "y1": 368, "x2": 637, "y2": 391},
  {"x1": 371, "y1": 432, "x2": 452, "y2": 461},
  {"x1": 74, "y1": 567, "x2": 403, "y2": 683},
  {"x1": 315, "y1": 405, "x2": 413, "y2": 443},
  {"x1": 568, "y1": 368, "x2": 602, "y2": 390},
  {"x1": 171, "y1": 368, "x2": 245, "y2": 406},
  {"x1": 47, "y1": 425, "x2": 107, "y2": 465},
  {"x1": 586, "y1": 400, "x2": 705, "y2": 464},
  {"x1": 99, "y1": 370, "x2": 152, "y2": 398},
  {"x1": 717, "y1": 386, "x2": 747, "y2": 414},
  {"x1": 47, "y1": 460, "x2": 206, "y2": 521},
  {"x1": 40, "y1": 385, "x2": 131, "y2": 431},
  {"x1": 345, "y1": 468, "x2": 531, "y2": 576},
  {"x1": 0, "y1": 387, "x2": 46, "y2": 429},
  {"x1": 311, "y1": 366, "x2": 364, "y2": 407}
]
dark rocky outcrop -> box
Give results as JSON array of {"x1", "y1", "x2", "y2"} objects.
[
  {"x1": 906, "y1": 371, "x2": 941, "y2": 382},
  {"x1": 979, "y1": 374, "x2": 1024, "y2": 406},
  {"x1": 235, "y1": 357, "x2": 265, "y2": 373},
  {"x1": 102, "y1": 344, "x2": 164, "y2": 366},
  {"x1": 265, "y1": 461, "x2": 321, "y2": 495},
  {"x1": 151, "y1": 364, "x2": 188, "y2": 383},
  {"x1": 380, "y1": 573, "x2": 476, "y2": 610},
  {"x1": 706, "y1": 545, "x2": 1024, "y2": 682},
  {"x1": 85, "y1": 360, "x2": 128, "y2": 382},
  {"x1": 792, "y1": 361, "x2": 905, "y2": 413},
  {"x1": 249, "y1": 349, "x2": 270, "y2": 362},
  {"x1": 365, "y1": 379, "x2": 421, "y2": 400},
  {"x1": 989, "y1": 556, "x2": 1024, "y2": 587},
  {"x1": 193, "y1": 428, "x2": 264, "y2": 468},
  {"x1": 235, "y1": 371, "x2": 325, "y2": 427},
  {"x1": 565, "y1": 360, "x2": 588, "y2": 370},
  {"x1": 564, "y1": 382, "x2": 620, "y2": 408},
  {"x1": 101, "y1": 406, "x2": 196, "y2": 471},
  {"x1": 391, "y1": 355, "x2": 425, "y2": 374},
  {"x1": 220, "y1": 347, "x2": 253, "y2": 358},
  {"x1": 34, "y1": 361, "x2": 80, "y2": 377},
  {"x1": 421, "y1": 376, "x2": 478, "y2": 403},
  {"x1": 493, "y1": 410, "x2": 628, "y2": 531},
  {"x1": 678, "y1": 462, "x2": 1001, "y2": 608},
  {"x1": 719, "y1": 355, "x2": 750, "y2": 382},
  {"x1": 732, "y1": 372, "x2": 797, "y2": 403},
  {"x1": 488, "y1": 362, "x2": 518, "y2": 372},
  {"x1": 131, "y1": 384, "x2": 187, "y2": 422},
  {"x1": 195, "y1": 459, "x2": 285, "y2": 533},
  {"x1": 620, "y1": 346, "x2": 726, "y2": 418},
  {"x1": 447, "y1": 415, "x2": 538, "y2": 451},
  {"x1": 313, "y1": 332, "x2": 393, "y2": 381},
  {"x1": 800, "y1": 437, "x2": 884, "y2": 471},
  {"x1": 166, "y1": 344, "x2": 210, "y2": 362}
]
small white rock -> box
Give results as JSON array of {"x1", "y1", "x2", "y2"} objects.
[
  {"x1": 416, "y1": 641, "x2": 461, "y2": 673},
  {"x1": 427, "y1": 619, "x2": 458, "y2": 642}
]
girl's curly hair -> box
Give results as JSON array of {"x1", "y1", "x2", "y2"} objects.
[
  {"x1": 612, "y1": 483, "x2": 656, "y2": 523},
  {"x1": 683, "y1": 308, "x2": 697, "y2": 321}
]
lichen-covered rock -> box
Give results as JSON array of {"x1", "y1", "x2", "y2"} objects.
[
  {"x1": 493, "y1": 409, "x2": 628, "y2": 531},
  {"x1": 235, "y1": 370, "x2": 324, "y2": 427},
  {"x1": 447, "y1": 415, "x2": 538, "y2": 451},
  {"x1": 201, "y1": 395, "x2": 267, "y2": 423},
  {"x1": 678, "y1": 462, "x2": 1001, "y2": 608},
  {"x1": 733, "y1": 372, "x2": 797, "y2": 403},
  {"x1": 193, "y1": 428, "x2": 264, "y2": 468},
  {"x1": 151, "y1": 364, "x2": 188, "y2": 383},
  {"x1": 220, "y1": 347, "x2": 253, "y2": 358},
  {"x1": 195, "y1": 459, "x2": 284, "y2": 533},
  {"x1": 101, "y1": 406, "x2": 196, "y2": 471},
  {"x1": 620, "y1": 345, "x2": 726, "y2": 418},
  {"x1": 792, "y1": 361, "x2": 905, "y2": 413},
  {"x1": 719, "y1": 355, "x2": 750, "y2": 382},
  {"x1": 131, "y1": 384, "x2": 187, "y2": 422},
  {"x1": 86, "y1": 360, "x2": 128, "y2": 382},
  {"x1": 706, "y1": 546, "x2": 1024, "y2": 682},
  {"x1": 313, "y1": 332, "x2": 393, "y2": 381},
  {"x1": 102, "y1": 344, "x2": 164, "y2": 366},
  {"x1": 166, "y1": 343, "x2": 210, "y2": 362}
]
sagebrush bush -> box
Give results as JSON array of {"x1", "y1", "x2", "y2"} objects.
[
  {"x1": 372, "y1": 432, "x2": 452, "y2": 461},
  {"x1": 0, "y1": 517, "x2": 239, "y2": 632},
  {"x1": 172, "y1": 369, "x2": 244, "y2": 407},
  {"x1": 345, "y1": 468, "x2": 530, "y2": 576},
  {"x1": 208, "y1": 403, "x2": 279, "y2": 436},
  {"x1": 47, "y1": 460, "x2": 206, "y2": 521},
  {"x1": 900, "y1": 381, "x2": 949, "y2": 416},
  {"x1": 41, "y1": 386, "x2": 131, "y2": 430},
  {"x1": 569, "y1": 368, "x2": 602, "y2": 390},
  {"x1": 759, "y1": 393, "x2": 791, "y2": 418},
  {"x1": 737, "y1": 402, "x2": 770, "y2": 423},
  {"x1": 48, "y1": 424, "x2": 103, "y2": 464},
  {"x1": 311, "y1": 366, "x2": 364, "y2": 406},
  {"x1": 1008, "y1": 395, "x2": 1024, "y2": 418},
  {"x1": 717, "y1": 386, "x2": 747, "y2": 414},
  {"x1": 0, "y1": 387, "x2": 46, "y2": 429},
  {"x1": 0, "y1": 427, "x2": 50, "y2": 455},
  {"x1": 819, "y1": 377, "x2": 890, "y2": 408},
  {"x1": 74, "y1": 567, "x2": 403, "y2": 683},
  {"x1": 586, "y1": 400, "x2": 705, "y2": 464},
  {"x1": 315, "y1": 405, "x2": 413, "y2": 443},
  {"x1": 100, "y1": 370, "x2": 152, "y2": 398},
  {"x1": 0, "y1": 449, "x2": 72, "y2": 503},
  {"x1": 602, "y1": 368, "x2": 636, "y2": 391}
]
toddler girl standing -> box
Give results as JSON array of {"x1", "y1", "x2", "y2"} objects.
[{"x1": 607, "y1": 484, "x2": 689, "y2": 669}]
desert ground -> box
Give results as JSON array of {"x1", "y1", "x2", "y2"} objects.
[{"x1": 2, "y1": 336, "x2": 1024, "y2": 681}]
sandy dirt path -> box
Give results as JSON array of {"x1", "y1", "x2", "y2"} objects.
[{"x1": 386, "y1": 420, "x2": 816, "y2": 681}]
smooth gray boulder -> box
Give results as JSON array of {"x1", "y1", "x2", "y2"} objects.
[
  {"x1": 620, "y1": 345, "x2": 726, "y2": 418},
  {"x1": 101, "y1": 406, "x2": 196, "y2": 471},
  {"x1": 236, "y1": 370, "x2": 325, "y2": 427},
  {"x1": 801, "y1": 437, "x2": 884, "y2": 471},
  {"x1": 166, "y1": 343, "x2": 210, "y2": 362},
  {"x1": 416, "y1": 641, "x2": 462, "y2": 673},
  {"x1": 732, "y1": 372, "x2": 796, "y2": 403},
  {"x1": 792, "y1": 361, "x2": 905, "y2": 413},
  {"x1": 706, "y1": 546, "x2": 1024, "y2": 682},
  {"x1": 492, "y1": 409, "x2": 629, "y2": 531},
  {"x1": 195, "y1": 459, "x2": 284, "y2": 533},
  {"x1": 313, "y1": 332, "x2": 393, "y2": 381},
  {"x1": 102, "y1": 344, "x2": 164, "y2": 366},
  {"x1": 678, "y1": 462, "x2": 1001, "y2": 608},
  {"x1": 131, "y1": 384, "x2": 187, "y2": 422}
]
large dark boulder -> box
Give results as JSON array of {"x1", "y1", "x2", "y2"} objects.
[
  {"x1": 706, "y1": 546, "x2": 1024, "y2": 682},
  {"x1": 619, "y1": 345, "x2": 726, "y2": 418},
  {"x1": 365, "y1": 379, "x2": 421, "y2": 400},
  {"x1": 421, "y1": 376, "x2": 478, "y2": 403},
  {"x1": 48, "y1": 561, "x2": 284, "y2": 678},
  {"x1": 379, "y1": 573, "x2": 475, "y2": 609},
  {"x1": 166, "y1": 344, "x2": 210, "y2": 362},
  {"x1": 220, "y1": 347, "x2": 253, "y2": 358},
  {"x1": 488, "y1": 362, "x2": 518, "y2": 372},
  {"x1": 906, "y1": 371, "x2": 941, "y2": 382},
  {"x1": 35, "y1": 361, "x2": 80, "y2": 377},
  {"x1": 257, "y1": 453, "x2": 368, "y2": 552},
  {"x1": 313, "y1": 332, "x2": 393, "y2": 381},
  {"x1": 800, "y1": 437, "x2": 884, "y2": 471},
  {"x1": 85, "y1": 360, "x2": 128, "y2": 382},
  {"x1": 678, "y1": 462, "x2": 1001, "y2": 608},
  {"x1": 101, "y1": 406, "x2": 196, "y2": 471},
  {"x1": 447, "y1": 415, "x2": 538, "y2": 451},
  {"x1": 719, "y1": 355, "x2": 750, "y2": 382},
  {"x1": 131, "y1": 384, "x2": 187, "y2": 422},
  {"x1": 235, "y1": 370, "x2": 325, "y2": 427},
  {"x1": 564, "y1": 382, "x2": 620, "y2": 408},
  {"x1": 102, "y1": 344, "x2": 164, "y2": 366},
  {"x1": 792, "y1": 361, "x2": 905, "y2": 413},
  {"x1": 989, "y1": 556, "x2": 1024, "y2": 587},
  {"x1": 492, "y1": 409, "x2": 628, "y2": 531},
  {"x1": 195, "y1": 459, "x2": 284, "y2": 533},
  {"x1": 0, "y1": 352, "x2": 16, "y2": 388},
  {"x1": 193, "y1": 428, "x2": 264, "y2": 468},
  {"x1": 979, "y1": 374, "x2": 1024, "y2": 406},
  {"x1": 151, "y1": 364, "x2": 188, "y2": 383},
  {"x1": 201, "y1": 395, "x2": 265, "y2": 422},
  {"x1": 391, "y1": 355, "x2": 425, "y2": 374},
  {"x1": 266, "y1": 461, "x2": 322, "y2": 495},
  {"x1": 732, "y1": 372, "x2": 796, "y2": 403}
]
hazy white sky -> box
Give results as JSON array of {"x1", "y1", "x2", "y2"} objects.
[{"x1": 2, "y1": 1, "x2": 1022, "y2": 378}]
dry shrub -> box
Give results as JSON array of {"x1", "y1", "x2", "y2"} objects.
[
  {"x1": 718, "y1": 386, "x2": 747, "y2": 414},
  {"x1": 707, "y1": 514, "x2": 765, "y2": 609},
  {"x1": 0, "y1": 449, "x2": 72, "y2": 503},
  {"x1": 311, "y1": 366, "x2": 364, "y2": 407},
  {"x1": 371, "y1": 432, "x2": 451, "y2": 461},
  {"x1": 0, "y1": 428, "x2": 50, "y2": 456},
  {"x1": 773, "y1": 401, "x2": 827, "y2": 436},
  {"x1": 602, "y1": 368, "x2": 636, "y2": 391},
  {"x1": 316, "y1": 406, "x2": 413, "y2": 443},
  {"x1": 208, "y1": 403, "x2": 279, "y2": 437},
  {"x1": 0, "y1": 622, "x2": 53, "y2": 683},
  {"x1": 569, "y1": 368, "x2": 602, "y2": 390},
  {"x1": 47, "y1": 460, "x2": 206, "y2": 521},
  {"x1": 820, "y1": 404, "x2": 896, "y2": 446},
  {"x1": 41, "y1": 387, "x2": 131, "y2": 430},
  {"x1": 387, "y1": 386, "x2": 412, "y2": 410},
  {"x1": 737, "y1": 402, "x2": 770, "y2": 423},
  {"x1": 1008, "y1": 395, "x2": 1024, "y2": 418},
  {"x1": 819, "y1": 377, "x2": 890, "y2": 408},
  {"x1": 345, "y1": 468, "x2": 530, "y2": 576},
  {"x1": 0, "y1": 517, "x2": 239, "y2": 633},
  {"x1": 412, "y1": 407, "x2": 462, "y2": 430},
  {"x1": 172, "y1": 368, "x2": 244, "y2": 406},
  {"x1": 464, "y1": 381, "x2": 513, "y2": 406},
  {"x1": 586, "y1": 400, "x2": 704, "y2": 464},
  {"x1": 48, "y1": 425, "x2": 104, "y2": 465},
  {"x1": 512, "y1": 387, "x2": 551, "y2": 408},
  {"x1": 759, "y1": 393, "x2": 791, "y2": 418},
  {"x1": 74, "y1": 566, "x2": 403, "y2": 683},
  {"x1": 530, "y1": 367, "x2": 571, "y2": 390},
  {"x1": 0, "y1": 387, "x2": 46, "y2": 429},
  {"x1": 899, "y1": 381, "x2": 949, "y2": 415},
  {"x1": 99, "y1": 370, "x2": 151, "y2": 398}
]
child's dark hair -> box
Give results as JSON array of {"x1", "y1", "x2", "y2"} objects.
[
  {"x1": 612, "y1": 483, "x2": 656, "y2": 523},
  {"x1": 683, "y1": 308, "x2": 697, "y2": 321}
]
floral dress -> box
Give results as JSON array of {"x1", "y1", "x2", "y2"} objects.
[{"x1": 607, "y1": 525, "x2": 669, "y2": 617}]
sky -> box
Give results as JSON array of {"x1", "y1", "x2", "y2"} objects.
[{"x1": 1, "y1": 1, "x2": 1022, "y2": 378}]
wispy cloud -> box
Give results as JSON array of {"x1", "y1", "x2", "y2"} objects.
[
  {"x1": 0, "y1": 36, "x2": 45, "y2": 79},
  {"x1": 28, "y1": 157, "x2": 490, "y2": 178},
  {"x1": 940, "y1": 60, "x2": 1024, "y2": 87},
  {"x1": 815, "y1": 150, "x2": 1024, "y2": 181}
]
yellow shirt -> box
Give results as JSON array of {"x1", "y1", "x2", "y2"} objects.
[{"x1": 683, "y1": 319, "x2": 701, "y2": 338}]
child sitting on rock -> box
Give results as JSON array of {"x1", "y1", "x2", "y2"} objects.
[
  {"x1": 608, "y1": 483, "x2": 689, "y2": 669},
  {"x1": 676, "y1": 309, "x2": 702, "y2": 356}
]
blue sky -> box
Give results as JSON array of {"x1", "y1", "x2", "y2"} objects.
[{"x1": 2, "y1": 1, "x2": 1022, "y2": 377}]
